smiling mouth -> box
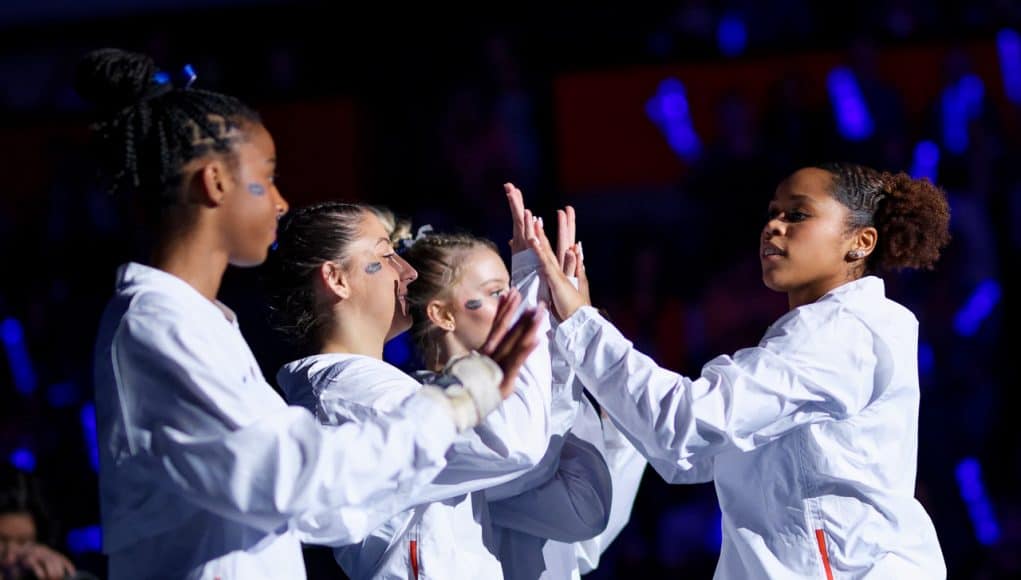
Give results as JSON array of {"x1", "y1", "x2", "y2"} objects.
[{"x1": 761, "y1": 246, "x2": 786, "y2": 259}]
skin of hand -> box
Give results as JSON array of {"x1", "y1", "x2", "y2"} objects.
[{"x1": 477, "y1": 288, "x2": 545, "y2": 398}]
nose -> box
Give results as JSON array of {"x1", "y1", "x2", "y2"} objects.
[
  {"x1": 763, "y1": 215, "x2": 784, "y2": 239},
  {"x1": 396, "y1": 254, "x2": 418, "y2": 282},
  {"x1": 274, "y1": 187, "x2": 289, "y2": 217}
]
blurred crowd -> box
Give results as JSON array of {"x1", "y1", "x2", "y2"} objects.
[{"x1": 2, "y1": 1, "x2": 1019, "y2": 577}]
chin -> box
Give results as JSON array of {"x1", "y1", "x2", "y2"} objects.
[
  {"x1": 231, "y1": 251, "x2": 268, "y2": 268},
  {"x1": 761, "y1": 272, "x2": 788, "y2": 293}
]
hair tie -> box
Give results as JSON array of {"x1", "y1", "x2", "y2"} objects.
[
  {"x1": 397, "y1": 224, "x2": 434, "y2": 255},
  {"x1": 145, "y1": 63, "x2": 197, "y2": 99}
]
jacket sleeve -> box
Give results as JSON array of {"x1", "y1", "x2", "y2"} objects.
[
  {"x1": 553, "y1": 306, "x2": 876, "y2": 480},
  {"x1": 486, "y1": 398, "x2": 613, "y2": 542},
  {"x1": 575, "y1": 416, "x2": 648, "y2": 573},
  {"x1": 113, "y1": 308, "x2": 457, "y2": 546}
]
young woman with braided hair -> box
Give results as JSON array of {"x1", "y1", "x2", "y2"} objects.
[
  {"x1": 393, "y1": 185, "x2": 649, "y2": 580},
  {"x1": 83, "y1": 49, "x2": 539, "y2": 579},
  {"x1": 526, "y1": 164, "x2": 951, "y2": 579}
]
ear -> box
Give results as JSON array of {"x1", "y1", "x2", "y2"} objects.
[
  {"x1": 426, "y1": 299, "x2": 455, "y2": 332},
  {"x1": 319, "y1": 261, "x2": 351, "y2": 300},
  {"x1": 196, "y1": 158, "x2": 235, "y2": 207},
  {"x1": 850, "y1": 226, "x2": 878, "y2": 257}
]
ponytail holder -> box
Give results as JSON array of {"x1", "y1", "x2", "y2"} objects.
[
  {"x1": 397, "y1": 224, "x2": 434, "y2": 255},
  {"x1": 148, "y1": 63, "x2": 198, "y2": 94},
  {"x1": 181, "y1": 64, "x2": 197, "y2": 89}
]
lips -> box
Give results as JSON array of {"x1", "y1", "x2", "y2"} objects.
[{"x1": 761, "y1": 243, "x2": 786, "y2": 259}]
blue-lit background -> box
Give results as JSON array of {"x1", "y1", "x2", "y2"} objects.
[{"x1": 1, "y1": 1, "x2": 1018, "y2": 577}]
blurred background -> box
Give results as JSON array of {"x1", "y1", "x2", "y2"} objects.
[{"x1": 1, "y1": 0, "x2": 1018, "y2": 577}]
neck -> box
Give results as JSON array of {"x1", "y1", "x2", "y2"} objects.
[
  {"x1": 150, "y1": 223, "x2": 229, "y2": 302},
  {"x1": 787, "y1": 272, "x2": 861, "y2": 310},
  {"x1": 319, "y1": 315, "x2": 387, "y2": 360},
  {"x1": 432, "y1": 333, "x2": 471, "y2": 372}
]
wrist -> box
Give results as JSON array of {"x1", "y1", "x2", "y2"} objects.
[{"x1": 422, "y1": 352, "x2": 505, "y2": 431}]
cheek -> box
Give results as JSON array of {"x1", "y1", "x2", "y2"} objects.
[
  {"x1": 464, "y1": 305, "x2": 492, "y2": 327},
  {"x1": 244, "y1": 181, "x2": 275, "y2": 211},
  {"x1": 475, "y1": 302, "x2": 499, "y2": 327},
  {"x1": 795, "y1": 227, "x2": 845, "y2": 268},
  {"x1": 372, "y1": 274, "x2": 398, "y2": 303},
  {"x1": 458, "y1": 303, "x2": 498, "y2": 341}
]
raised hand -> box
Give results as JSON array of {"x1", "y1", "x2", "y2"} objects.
[
  {"x1": 526, "y1": 217, "x2": 587, "y2": 321},
  {"x1": 504, "y1": 183, "x2": 533, "y2": 254},
  {"x1": 478, "y1": 288, "x2": 545, "y2": 397},
  {"x1": 554, "y1": 205, "x2": 591, "y2": 306}
]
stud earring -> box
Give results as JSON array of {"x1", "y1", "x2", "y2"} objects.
[{"x1": 847, "y1": 249, "x2": 866, "y2": 259}]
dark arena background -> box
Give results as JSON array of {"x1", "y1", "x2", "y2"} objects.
[{"x1": 1, "y1": 1, "x2": 1018, "y2": 577}]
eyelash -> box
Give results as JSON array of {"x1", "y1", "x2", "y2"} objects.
[{"x1": 766, "y1": 209, "x2": 809, "y2": 222}]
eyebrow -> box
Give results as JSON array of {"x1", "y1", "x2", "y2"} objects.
[
  {"x1": 478, "y1": 277, "x2": 510, "y2": 287},
  {"x1": 771, "y1": 193, "x2": 815, "y2": 205}
]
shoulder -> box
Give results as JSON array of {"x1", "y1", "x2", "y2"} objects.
[
  {"x1": 762, "y1": 300, "x2": 873, "y2": 359},
  {"x1": 310, "y1": 355, "x2": 421, "y2": 409}
]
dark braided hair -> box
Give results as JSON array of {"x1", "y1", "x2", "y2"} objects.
[
  {"x1": 262, "y1": 202, "x2": 368, "y2": 350},
  {"x1": 814, "y1": 162, "x2": 951, "y2": 272},
  {"x1": 75, "y1": 48, "x2": 261, "y2": 221},
  {"x1": 401, "y1": 233, "x2": 498, "y2": 365}
]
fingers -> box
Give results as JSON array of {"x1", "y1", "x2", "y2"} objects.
[
  {"x1": 565, "y1": 206, "x2": 576, "y2": 249},
  {"x1": 505, "y1": 183, "x2": 529, "y2": 252},
  {"x1": 562, "y1": 244, "x2": 578, "y2": 276},
  {"x1": 490, "y1": 302, "x2": 538, "y2": 363},
  {"x1": 25, "y1": 551, "x2": 49, "y2": 580},
  {"x1": 526, "y1": 216, "x2": 560, "y2": 273},
  {"x1": 574, "y1": 243, "x2": 588, "y2": 281},
  {"x1": 575, "y1": 244, "x2": 592, "y2": 305},
  {"x1": 44, "y1": 556, "x2": 66, "y2": 580},
  {"x1": 509, "y1": 305, "x2": 544, "y2": 364},
  {"x1": 29, "y1": 559, "x2": 49, "y2": 580},
  {"x1": 528, "y1": 218, "x2": 587, "y2": 320},
  {"x1": 480, "y1": 288, "x2": 522, "y2": 355},
  {"x1": 61, "y1": 555, "x2": 76, "y2": 578},
  {"x1": 504, "y1": 182, "x2": 526, "y2": 223},
  {"x1": 556, "y1": 209, "x2": 570, "y2": 266},
  {"x1": 20, "y1": 544, "x2": 74, "y2": 580},
  {"x1": 495, "y1": 305, "x2": 545, "y2": 398}
]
